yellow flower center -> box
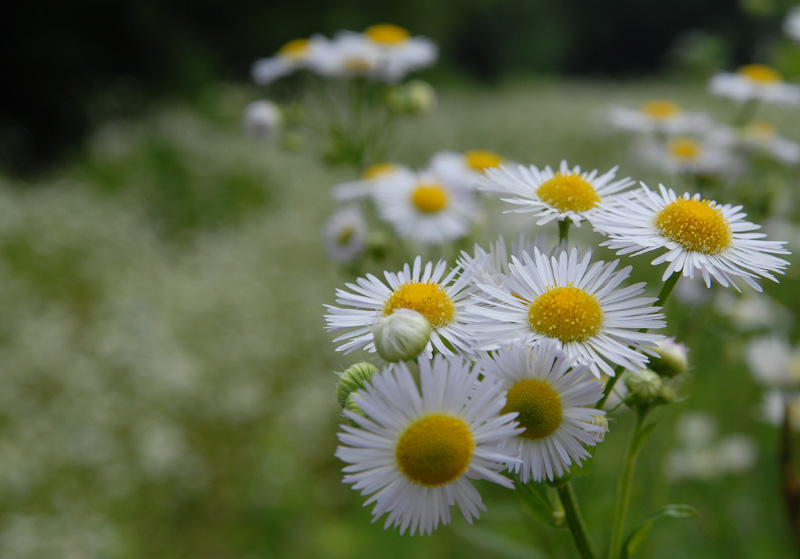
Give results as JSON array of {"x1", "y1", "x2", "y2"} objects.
[
  {"x1": 536, "y1": 172, "x2": 601, "y2": 213},
  {"x1": 654, "y1": 198, "x2": 733, "y2": 254},
  {"x1": 365, "y1": 24, "x2": 410, "y2": 45},
  {"x1": 278, "y1": 38, "x2": 310, "y2": 60},
  {"x1": 528, "y1": 286, "x2": 604, "y2": 343},
  {"x1": 384, "y1": 281, "x2": 455, "y2": 327},
  {"x1": 668, "y1": 138, "x2": 701, "y2": 162},
  {"x1": 362, "y1": 162, "x2": 397, "y2": 180},
  {"x1": 396, "y1": 414, "x2": 474, "y2": 487},
  {"x1": 738, "y1": 64, "x2": 781, "y2": 84},
  {"x1": 641, "y1": 100, "x2": 681, "y2": 120},
  {"x1": 502, "y1": 379, "x2": 562, "y2": 440},
  {"x1": 465, "y1": 150, "x2": 505, "y2": 172},
  {"x1": 411, "y1": 182, "x2": 449, "y2": 213},
  {"x1": 343, "y1": 57, "x2": 374, "y2": 73}
]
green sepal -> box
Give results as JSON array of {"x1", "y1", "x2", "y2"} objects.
[
  {"x1": 511, "y1": 472, "x2": 565, "y2": 528},
  {"x1": 622, "y1": 504, "x2": 701, "y2": 558}
]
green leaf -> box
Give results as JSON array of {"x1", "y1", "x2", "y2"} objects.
[
  {"x1": 622, "y1": 504, "x2": 701, "y2": 558},
  {"x1": 512, "y1": 473, "x2": 564, "y2": 528}
]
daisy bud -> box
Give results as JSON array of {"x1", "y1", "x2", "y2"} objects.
[
  {"x1": 372, "y1": 309, "x2": 432, "y2": 363},
  {"x1": 588, "y1": 414, "x2": 609, "y2": 443},
  {"x1": 624, "y1": 369, "x2": 668, "y2": 407},
  {"x1": 336, "y1": 362, "x2": 379, "y2": 408},
  {"x1": 649, "y1": 338, "x2": 689, "y2": 378},
  {"x1": 242, "y1": 100, "x2": 281, "y2": 140},
  {"x1": 404, "y1": 80, "x2": 437, "y2": 115},
  {"x1": 344, "y1": 393, "x2": 365, "y2": 417}
]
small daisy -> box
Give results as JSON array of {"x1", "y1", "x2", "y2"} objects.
[
  {"x1": 322, "y1": 206, "x2": 368, "y2": 263},
  {"x1": 786, "y1": 6, "x2": 800, "y2": 43},
  {"x1": 332, "y1": 162, "x2": 415, "y2": 202},
  {"x1": 241, "y1": 100, "x2": 282, "y2": 140},
  {"x1": 638, "y1": 134, "x2": 737, "y2": 176},
  {"x1": 477, "y1": 340, "x2": 605, "y2": 482},
  {"x1": 373, "y1": 169, "x2": 479, "y2": 245},
  {"x1": 252, "y1": 35, "x2": 334, "y2": 85},
  {"x1": 591, "y1": 183, "x2": 791, "y2": 291},
  {"x1": 325, "y1": 256, "x2": 478, "y2": 356},
  {"x1": 481, "y1": 160, "x2": 635, "y2": 227},
  {"x1": 324, "y1": 31, "x2": 383, "y2": 78},
  {"x1": 362, "y1": 24, "x2": 438, "y2": 82},
  {"x1": 466, "y1": 247, "x2": 665, "y2": 378},
  {"x1": 745, "y1": 336, "x2": 800, "y2": 388},
  {"x1": 336, "y1": 354, "x2": 521, "y2": 535},
  {"x1": 609, "y1": 100, "x2": 712, "y2": 135},
  {"x1": 738, "y1": 120, "x2": 800, "y2": 165},
  {"x1": 428, "y1": 150, "x2": 507, "y2": 192},
  {"x1": 709, "y1": 64, "x2": 800, "y2": 106}
]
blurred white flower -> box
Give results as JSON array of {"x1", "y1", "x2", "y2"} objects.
[
  {"x1": 709, "y1": 64, "x2": 800, "y2": 106},
  {"x1": 242, "y1": 100, "x2": 281, "y2": 140}
]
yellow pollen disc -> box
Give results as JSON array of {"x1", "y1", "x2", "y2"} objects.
[
  {"x1": 411, "y1": 183, "x2": 449, "y2": 213},
  {"x1": 362, "y1": 162, "x2": 397, "y2": 180},
  {"x1": 536, "y1": 172, "x2": 601, "y2": 213},
  {"x1": 343, "y1": 57, "x2": 374, "y2": 72},
  {"x1": 641, "y1": 100, "x2": 681, "y2": 120},
  {"x1": 278, "y1": 38, "x2": 310, "y2": 60},
  {"x1": 738, "y1": 64, "x2": 781, "y2": 84},
  {"x1": 502, "y1": 379, "x2": 562, "y2": 440},
  {"x1": 654, "y1": 198, "x2": 733, "y2": 254},
  {"x1": 747, "y1": 120, "x2": 776, "y2": 141},
  {"x1": 465, "y1": 150, "x2": 505, "y2": 171},
  {"x1": 365, "y1": 24, "x2": 410, "y2": 45},
  {"x1": 396, "y1": 414, "x2": 474, "y2": 487},
  {"x1": 528, "y1": 286, "x2": 604, "y2": 343},
  {"x1": 668, "y1": 138, "x2": 701, "y2": 161},
  {"x1": 384, "y1": 281, "x2": 455, "y2": 327}
]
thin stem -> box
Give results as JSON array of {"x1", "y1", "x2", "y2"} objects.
[
  {"x1": 557, "y1": 482, "x2": 599, "y2": 559},
  {"x1": 655, "y1": 271, "x2": 680, "y2": 309},
  {"x1": 558, "y1": 220, "x2": 570, "y2": 243},
  {"x1": 608, "y1": 410, "x2": 647, "y2": 559}
]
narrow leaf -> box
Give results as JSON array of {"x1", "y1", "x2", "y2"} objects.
[{"x1": 622, "y1": 504, "x2": 701, "y2": 558}]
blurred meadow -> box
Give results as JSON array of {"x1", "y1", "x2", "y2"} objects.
[{"x1": 4, "y1": 2, "x2": 800, "y2": 558}]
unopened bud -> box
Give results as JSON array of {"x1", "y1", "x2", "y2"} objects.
[
  {"x1": 588, "y1": 414, "x2": 609, "y2": 443},
  {"x1": 404, "y1": 80, "x2": 437, "y2": 115},
  {"x1": 373, "y1": 309, "x2": 432, "y2": 362},
  {"x1": 336, "y1": 362, "x2": 379, "y2": 408},
  {"x1": 242, "y1": 100, "x2": 281, "y2": 139},
  {"x1": 344, "y1": 392, "x2": 365, "y2": 417},
  {"x1": 624, "y1": 369, "x2": 667, "y2": 406},
  {"x1": 649, "y1": 338, "x2": 689, "y2": 378}
]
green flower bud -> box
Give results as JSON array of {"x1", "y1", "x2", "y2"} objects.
[
  {"x1": 336, "y1": 362, "x2": 379, "y2": 408},
  {"x1": 588, "y1": 414, "x2": 609, "y2": 443},
  {"x1": 404, "y1": 80, "x2": 437, "y2": 115},
  {"x1": 649, "y1": 338, "x2": 689, "y2": 378},
  {"x1": 624, "y1": 369, "x2": 666, "y2": 406},
  {"x1": 372, "y1": 309, "x2": 431, "y2": 362},
  {"x1": 344, "y1": 392, "x2": 365, "y2": 417}
]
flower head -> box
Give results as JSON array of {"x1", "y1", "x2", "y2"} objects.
[
  {"x1": 322, "y1": 206, "x2": 368, "y2": 263},
  {"x1": 465, "y1": 247, "x2": 665, "y2": 378},
  {"x1": 592, "y1": 183, "x2": 791, "y2": 291},
  {"x1": 481, "y1": 160, "x2": 635, "y2": 227},
  {"x1": 336, "y1": 354, "x2": 521, "y2": 535},
  {"x1": 478, "y1": 340, "x2": 605, "y2": 482},
  {"x1": 709, "y1": 64, "x2": 800, "y2": 105}
]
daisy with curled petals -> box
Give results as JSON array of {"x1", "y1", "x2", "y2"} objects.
[
  {"x1": 373, "y1": 169, "x2": 479, "y2": 245},
  {"x1": 709, "y1": 64, "x2": 800, "y2": 106},
  {"x1": 481, "y1": 160, "x2": 635, "y2": 227},
  {"x1": 336, "y1": 354, "x2": 521, "y2": 535},
  {"x1": 591, "y1": 183, "x2": 791, "y2": 291},
  {"x1": 466, "y1": 247, "x2": 665, "y2": 378},
  {"x1": 325, "y1": 256, "x2": 478, "y2": 356},
  {"x1": 478, "y1": 340, "x2": 605, "y2": 482}
]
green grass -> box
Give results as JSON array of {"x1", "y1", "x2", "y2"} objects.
[{"x1": 0, "y1": 77, "x2": 798, "y2": 558}]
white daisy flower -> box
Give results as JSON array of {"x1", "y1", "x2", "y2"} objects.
[
  {"x1": 738, "y1": 120, "x2": 800, "y2": 165},
  {"x1": 325, "y1": 256, "x2": 478, "y2": 356},
  {"x1": 745, "y1": 336, "x2": 800, "y2": 388},
  {"x1": 363, "y1": 24, "x2": 438, "y2": 82},
  {"x1": 609, "y1": 100, "x2": 713, "y2": 135},
  {"x1": 332, "y1": 162, "x2": 415, "y2": 202},
  {"x1": 428, "y1": 150, "x2": 507, "y2": 192},
  {"x1": 373, "y1": 170, "x2": 479, "y2": 245},
  {"x1": 465, "y1": 247, "x2": 665, "y2": 378},
  {"x1": 241, "y1": 100, "x2": 281, "y2": 140},
  {"x1": 336, "y1": 354, "x2": 521, "y2": 535},
  {"x1": 477, "y1": 340, "x2": 605, "y2": 482},
  {"x1": 637, "y1": 134, "x2": 738, "y2": 176},
  {"x1": 324, "y1": 31, "x2": 383, "y2": 78},
  {"x1": 786, "y1": 6, "x2": 800, "y2": 43},
  {"x1": 481, "y1": 160, "x2": 635, "y2": 227},
  {"x1": 709, "y1": 64, "x2": 800, "y2": 106},
  {"x1": 322, "y1": 206, "x2": 368, "y2": 263},
  {"x1": 252, "y1": 36, "x2": 334, "y2": 85},
  {"x1": 591, "y1": 183, "x2": 791, "y2": 291}
]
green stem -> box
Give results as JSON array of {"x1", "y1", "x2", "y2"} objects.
[
  {"x1": 596, "y1": 272, "x2": 680, "y2": 409},
  {"x1": 558, "y1": 220, "x2": 570, "y2": 243},
  {"x1": 608, "y1": 410, "x2": 648, "y2": 559},
  {"x1": 557, "y1": 482, "x2": 599, "y2": 559}
]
